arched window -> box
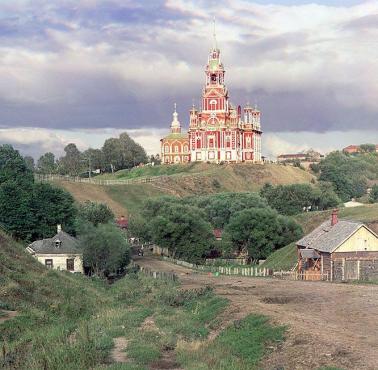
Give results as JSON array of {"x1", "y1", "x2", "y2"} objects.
[
  {"x1": 164, "y1": 145, "x2": 169, "y2": 153},
  {"x1": 196, "y1": 138, "x2": 201, "y2": 149},
  {"x1": 184, "y1": 145, "x2": 188, "y2": 153},
  {"x1": 174, "y1": 145, "x2": 179, "y2": 153}
]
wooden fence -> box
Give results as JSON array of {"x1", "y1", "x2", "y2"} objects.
[
  {"x1": 162, "y1": 256, "x2": 273, "y2": 277},
  {"x1": 273, "y1": 270, "x2": 330, "y2": 281},
  {"x1": 137, "y1": 265, "x2": 178, "y2": 282},
  {"x1": 35, "y1": 173, "x2": 171, "y2": 186}
]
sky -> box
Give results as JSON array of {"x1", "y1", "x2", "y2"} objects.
[{"x1": 0, "y1": 0, "x2": 377, "y2": 159}]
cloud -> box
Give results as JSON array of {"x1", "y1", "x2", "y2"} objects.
[{"x1": 0, "y1": 0, "x2": 377, "y2": 136}]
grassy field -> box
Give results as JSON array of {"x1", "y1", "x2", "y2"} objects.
[
  {"x1": 55, "y1": 163, "x2": 315, "y2": 217},
  {"x1": 262, "y1": 203, "x2": 378, "y2": 271},
  {"x1": 0, "y1": 231, "x2": 285, "y2": 369}
]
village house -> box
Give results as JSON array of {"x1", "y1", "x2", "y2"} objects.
[
  {"x1": 277, "y1": 149, "x2": 323, "y2": 165},
  {"x1": 297, "y1": 210, "x2": 378, "y2": 281},
  {"x1": 26, "y1": 225, "x2": 83, "y2": 273}
]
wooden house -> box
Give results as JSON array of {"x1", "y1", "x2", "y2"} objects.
[{"x1": 297, "y1": 209, "x2": 378, "y2": 281}]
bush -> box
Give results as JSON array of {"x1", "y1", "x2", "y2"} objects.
[{"x1": 369, "y1": 185, "x2": 378, "y2": 203}]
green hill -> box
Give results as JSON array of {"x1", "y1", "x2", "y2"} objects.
[
  {"x1": 54, "y1": 163, "x2": 315, "y2": 216},
  {"x1": 262, "y1": 203, "x2": 378, "y2": 271}
]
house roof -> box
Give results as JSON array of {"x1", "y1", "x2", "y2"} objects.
[
  {"x1": 296, "y1": 219, "x2": 364, "y2": 253},
  {"x1": 116, "y1": 217, "x2": 128, "y2": 229},
  {"x1": 28, "y1": 231, "x2": 81, "y2": 255}
]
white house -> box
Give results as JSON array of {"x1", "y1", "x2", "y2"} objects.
[{"x1": 26, "y1": 225, "x2": 83, "y2": 273}]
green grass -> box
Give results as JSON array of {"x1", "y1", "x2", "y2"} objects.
[
  {"x1": 261, "y1": 242, "x2": 297, "y2": 271},
  {"x1": 97, "y1": 163, "x2": 200, "y2": 180},
  {"x1": 177, "y1": 314, "x2": 286, "y2": 370},
  {"x1": 105, "y1": 184, "x2": 167, "y2": 215}
]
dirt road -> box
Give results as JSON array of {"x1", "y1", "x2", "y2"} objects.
[{"x1": 136, "y1": 256, "x2": 378, "y2": 370}]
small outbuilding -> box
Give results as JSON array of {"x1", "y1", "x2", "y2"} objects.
[
  {"x1": 26, "y1": 225, "x2": 83, "y2": 273},
  {"x1": 297, "y1": 209, "x2": 378, "y2": 281}
]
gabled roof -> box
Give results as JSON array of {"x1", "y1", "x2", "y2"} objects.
[
  {"x1": 297, "y1": 219, "x2": 364, "y2": 253},
  {"x1": 28, "y1": 231, "x2": 81, "y2": 255}
]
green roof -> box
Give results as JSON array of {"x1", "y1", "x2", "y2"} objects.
[{"x1": 163, "y1": 133, "x2": 188, "y2": 140}]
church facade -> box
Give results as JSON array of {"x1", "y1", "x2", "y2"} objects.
[{"x1": 161, "y1": 36, "x2": 262, "y2": 164}]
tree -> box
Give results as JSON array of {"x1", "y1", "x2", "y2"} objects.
[
  {"x1": 359, "y1": 144, "x2": 376, "y2": 153},
  {"x1": 0, "y1": 145, "x2": 77, "y2": 241},
  {"x1": 143, "y1": 201, "x2": 214, "y2": 262},
  {"x1": 260, "y1": 183, "x2": 316, "y2": 215},
  {"x1": 369, "y1": 185, "x2": 378, "y2": 203},
  {"x1": 78, "y1": 201, "x2": 114, "y2": 226},
  {"x1": 0, "y1": 144, "x2": 34, "y2": 187},
  {"x1": 187, "y1": 192, "x2": 268, "y2": 228},
  {"x1": 102, "y1": 133, "x2": 148, "y2": 172},
  {"x1": 80, "y1": 223, "x2": 130, "y2": 277},
  {"x1": 24, "y1": 156, "x2": 35, "y2": 172},
  {"x1": 102, "y1": 137, "x2": 124, "y2": 171},
  {"x1": 224, "y1": 208, "x2": 302, "y2": 261},
  {"x1": 30, "y1": 183, "x2": 77, "y2": 239},
  {"x1": 318, "y1": 151, "x2": 373, "y2": 201},
  {"x1": 37, "y1": 152, "x2": 57, "y2": 174},
  {"x1": 57, "y1": 143, "x2": 84, "y2": 176},
  {"x1": 82, "y1": 148, "x2": 105, "y2": 174}
]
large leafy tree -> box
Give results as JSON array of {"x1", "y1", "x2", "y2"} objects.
[
  {"x1": 318, "y1": 151, "x2": 376, "y2": 201},
  {"x1": 260, "y1": 182, "x2": 340, "y2": 215},
  {"x1": 80, "y1": 223, "x2": 130, "y2": 277},
  {"x1": 37, "y1": 152, "x2": 57, "y2": 174},
  {"x1": 0, "y1": 145, "x2": 76, "y2": 241},
  {"x1": 224, "y1": 208, "x2": 302, "y2": 261},
  {"x1": 187, "y1": 192, "x2": 268, "y2": 228},
  {"x1": 143, "y1": 201, "x2": 214, "y2": 262},
  {"x1": 102, "y1": 133, "x2": 147, "y2": 172},
  {"x1": 78, "y1": 201, "x2": 114, "y2": 226},
  {"x1": 58, "y1": 143, "x2": 84, "y2": 176},
  {"x1": 30, "y1": 183, "x2": 77, "y2": 239}
]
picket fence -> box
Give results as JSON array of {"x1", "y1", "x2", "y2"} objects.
[
  {"x1": 162, "y1": 256, "x2": 273, "y2": 277},
  {"x1": 135, "y1": 264, "x2": 178, "y2": 282},
  {"x1": 35, "y1": 174, "x2": 171, "y2": 186}
]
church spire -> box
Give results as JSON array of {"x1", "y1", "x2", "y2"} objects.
[
  {"x1": 212, "y1": 16, "x2": 217, "y2": 50},
  {"x1": 170, "y1": 103, "x2": 181, "y2": 134}
]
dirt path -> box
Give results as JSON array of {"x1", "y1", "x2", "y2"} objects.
[
  {"x1": 111, "y1": 337, "x2": 129, "y2": 363},
  {"x1": 0, "y1": 310, "x2": 17, "y2": 323},
  {"x1": 135, "y1": 256, "x2": 378, "y2": 370}
]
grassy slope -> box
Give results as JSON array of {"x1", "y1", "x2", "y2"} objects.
[
  {"x1": 56, "y1": 163, "x2": 315, "y2": 217},
  {"x1": 1, "y1": 231, "x2": 285, "y2": 369},
  {"x1": 262, "y1": 203, "x2": 378, "y2": 271}
]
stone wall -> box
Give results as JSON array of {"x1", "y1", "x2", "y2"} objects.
[{"x1": 360, "y1": 260, "x2": 378, "y2": 280}]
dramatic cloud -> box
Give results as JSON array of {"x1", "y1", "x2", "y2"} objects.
[{"x1": 0, "y1": 0, "x2": 377, "y2": 157}]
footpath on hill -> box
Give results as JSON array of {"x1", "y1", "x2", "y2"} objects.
[{"x1": 135, "y1": 256, "x2": 378, "y2": 370}]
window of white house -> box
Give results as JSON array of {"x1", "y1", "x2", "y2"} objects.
[
  {"x1": 164, "y1": 145, "x2": 169, "y2": 153},
  {"x1": 55, "y1": 240, "x2": 61, "y2": 248},
  {"x1": 174, "y1": 145, "x2": 179, "y2": 153},
  {"x1": 45, "y1": 259, "x2": 53, "y2": 269},
  {"x1": 184, "y1": 145, "x2": 188, "y2": 152},
  {"x1": 66, "y1": 258, "x2": 75, "y2": 271}
]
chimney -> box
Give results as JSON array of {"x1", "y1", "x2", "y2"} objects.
[
  {"x1": 331, "y1": 209, "x2": 339, "y2": 226},
  {"x1": 57, "y1": 224, "x2": 62, "y2": 233}
]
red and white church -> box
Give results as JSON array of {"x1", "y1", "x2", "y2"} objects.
[{"x1": 161, "y1": 32, "x2": 262, "y2": 164}]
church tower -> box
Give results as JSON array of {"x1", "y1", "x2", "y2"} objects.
[
  {"x1": 160, "y1": 104, "x2": 190, "y2": 164},
  {"x1": 161, "y1": 20, "x2": 263, "y2": 164}
]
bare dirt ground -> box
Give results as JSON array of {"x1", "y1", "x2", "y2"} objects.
[
  {"x1": 136, "y1": 256, "x2": 378, "y2": 370},
  {"x1": 53, "y1": 181, "x2": 128, "y2": 217},
  {"x1": 0, "y1": 310, "x2": 17, "y2": 324},
  {"x1": 111, "y1": 337, "x2": 129, "y2": 363}
]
